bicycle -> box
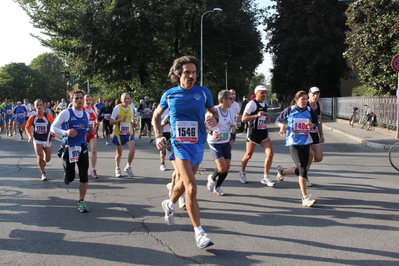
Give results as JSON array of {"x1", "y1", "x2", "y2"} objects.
[
  {"x1": 349, "y1": 106, "x2": 359, "y2": 127},
  {"x1": 389, "y1": 142, "x2": 399, "y2": 171},
  {"x1": 360, "y1": 104, "x2": 376, "y2": 130}
]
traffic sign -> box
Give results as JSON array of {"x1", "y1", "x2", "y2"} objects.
[{"x1": 392, "y1": 55, "x2": 399, "y2": 72}]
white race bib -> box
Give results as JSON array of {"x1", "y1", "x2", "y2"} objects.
[
  {"x1": 35, "y1": 122, "x2": 47, "y2": 134},
  {"x1": 119, "y1": 123, "x2": 131, "y2": 135},
  {"x1": 104, "y1": 114, "x2": 111, "y2": 120},
  {"x1": 293, "y1": 118, "x2": 310, "y2": 135},
  {"x1": 257, "y1": 116, "x2": 267, "y2": 130},
  {"x1": 176, "y1": 121, "x2": 198, "y2": 144},
  {"x1": 68, "y1": 146, "x2": 82, "y2": 163}
]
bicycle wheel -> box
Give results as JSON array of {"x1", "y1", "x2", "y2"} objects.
[
  {"x1": 349, "y1": 114, "x2": 356, "y2": 127},
  {"x1": 389, "y1": 142, "x2": 399, "y2": 171},
  {"x1": 361, "y1": 120, "x2": 367, "y2": 129},
  {"x1": 366, "y1": 116, "x2": 375, "y2": 131}
]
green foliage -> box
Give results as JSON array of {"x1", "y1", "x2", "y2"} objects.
[
  {"x1": 0, "y1": 63, "x2": 43, "y2": 101},
  {"x1": 351, "y1": 85, "x2": 378, "y2": 96},
  {"x1": 17, "y1": 0, "x2": 263, "y2": 101},
  {"x1": 345, "y1": 0, "x2": 399, "y2": 96},
  {"x1": 264, "y1": 0, "x2": 351, "y2": 103},
  {"x1": 30, "y1": 53, "x2": 69, "y2": 101}
]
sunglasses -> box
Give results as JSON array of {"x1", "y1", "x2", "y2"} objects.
[
  {"x1": 225, "y1": 97, "x2": 233, "y2": 100},
  {"x1": 259, "y1": 91, "x2": 268, "y2": 94}
]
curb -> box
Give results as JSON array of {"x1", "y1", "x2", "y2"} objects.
[{"x1": 323, "y1": 124, "x2": 392, "y2": 150}]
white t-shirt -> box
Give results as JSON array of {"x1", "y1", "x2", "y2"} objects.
[
  {"x1": 111, "y1": 104, "x2": 136, "y2": 120},
  {"x1": 207, "y1": 106, "x2": 235, "y2": 144},
  {"x1": 161, "y1": 108, "x2": 170, "y2": 133}
]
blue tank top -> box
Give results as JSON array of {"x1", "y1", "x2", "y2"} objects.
[
  {"x1": 62, "y1": 109, "x2": 89, "y2": 146},
  {"x1": 33, "y1": 113, "x2": 51, "y2": 141}
]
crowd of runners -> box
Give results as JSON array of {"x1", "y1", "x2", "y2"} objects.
[{"x1": 0, "y1": 55, "x2": 325, "y2": 249}]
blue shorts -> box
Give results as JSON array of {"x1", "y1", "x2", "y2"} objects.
[
  {"x1": 112, "y1": 134, "x2": 135, "y2": 146},
  {"x1": 6, "y1": 115, "x2": 14, "y2": 121},
  {"x1": 170, "y1": 141, "x2": 204, "y2": 167},
  {"x1": 208, "y1": 142, "x2": 231, "y2": 160},
  {"x1": 16, "y1": 117, "x2": 25, "y2": 123}
]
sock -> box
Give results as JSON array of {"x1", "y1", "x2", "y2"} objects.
[
  {"x1": 211, "y1": 168, "x2": 220, "y2": 180},
  {"x1": 216, "y1": 172, "x2": 228, "y2": 187},
  {"x1": 79, "y1": 199, "x2": 84, "y2": 203},
  {"x1": 167, "y1": 200, "x2": 176, "y2": 210},
  {"x1": 92, "y1": 168, "x2": 96, "y2": 171},
  {"x1": 194, "y1": 226, "x2": 204, "y2": 236},
  {"x1": 263, "y1": 174, "x2": 269, "y2": 178}
]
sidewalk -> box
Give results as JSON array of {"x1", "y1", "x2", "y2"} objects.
[{"x1": 323, "y1": 118, "x2": 399, "y2": 150}]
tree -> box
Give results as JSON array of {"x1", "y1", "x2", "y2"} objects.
[
  {"x1": 345, "y1": 0, "x2": 399, "y2": 95},
  {"x1": 0, "y1": 63, "x2": 43, "y2": 101},
  {"x1": 17, "y1": 0, "x2": 263, "y2": 101},
  {"x1": 264, "y1": 0, "x2": 350, "y2": 102},
  {"x1": 30, "y1": 53, "x2": 69, "y2": 101}
]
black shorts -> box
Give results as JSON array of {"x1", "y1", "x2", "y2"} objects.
[
  {"x1": 247, "y1": 129, "x2": 270, "y2": 145},
  {"x1": 310, "y1": 132, "x2": 321, "y2": 145},
  {"x1": 62, "y1": 144, "x2": 89, "y2": 183}
]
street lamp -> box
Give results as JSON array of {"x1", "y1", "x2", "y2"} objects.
[{"x1": 200, "y1": 7, "x2": 223, "y2": 86}]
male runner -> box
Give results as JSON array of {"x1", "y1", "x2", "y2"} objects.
[{"x1": 83, "y1": 94, "x2": 99, "y2": 179}]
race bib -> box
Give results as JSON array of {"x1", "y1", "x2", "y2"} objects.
[
  {"x1": 17, "y1": 113, "x2": 24, "y2": 118},
  {"x1": 144, "y1": 108, "x2": 151, "y2": 114},
  {"x1": 293, "y1": 118, "x2": 310, "y2": 134},
  {"x1": 257, "y1": 116, "x2": 267, "y2": 130},
  {"x1": 6, "y1": 109, "x2": 12, "y2": 115},
  {"x1": 88, "y1": 121, "x2": 95, "y2": 129},
  {"x1": 35, "y1": 122, "x2": 47, "y2": 134},
  {"x1": 104, "y1": 114, "x2": 111, "y2": 120},
  {"x1": 176, "y1": 121, "x2": 198, "y2": 143},
  {"x1": 217, "y1": 129, "x2": 230, "y2": 141},
  {"x1": 68, "y1": 146, "x2": 82, "y2": 163},
  {"x1": 119, "y1": 123, "x2": 131, "y2": 135}
]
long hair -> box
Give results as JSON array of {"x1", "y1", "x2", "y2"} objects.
[{"x1": 168, "y1": 55, "x2": 200, "y2": 85}]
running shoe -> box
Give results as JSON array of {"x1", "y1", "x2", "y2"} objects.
[
  {"x1": 105, "y1": 141, "x2": 110, "y2": 145},
  {"x1": 160, "y1": 163, "x2": 166, "y2": 171},
  {"x1": 166, "y1": 183, "x2": 173, "y2": 197},
  {"x1": 196, "y1": 231, "x2": 214, "y2": 248},
  {"x1": 306, "y1": 179, "x2": 313, "y2": 187},
  {"x1": 115, "y1": 167, "x2": 122, "y2": 177},
  {"x1": 124, "y1": 165, "x2": 134, "y2": 177},
  {"x1": 138, "y1": 134, "x2": 142, "y2": 139},
  {"x1": 260, "y1": 176, "x2": 275, "y2": 187},
  {"x1": 213, "y1": 187, "x2": 225, "y2": 196},
  {"x1": 276, "y1": 165, "x2": 285, "y2": 182},
  {"x1": 41, "y1": 172, "x2": 47, "y2": 181},
  {"x1": 149, "y1": 138, "x2": 154, "y2": 143},
  {"x1": 63, "y1": 174, "x2": 70, "y2": 185},
  {"x1": 207, "y1": 174, "x2": 216, "y2": 192},
  {"x1": 238, "y1": 171, "x2": 248, "y2": 184},
  {"x1": 78, "y1": 201, "x2": 90, "y2": 213},
  {"x1": 302, "y1": 195, "x2": 316, "y2": 207},
  {"x1": 91, "y1": 169, "x2": 98, "y2": 179},
  {"x1": 161, "y1": 199, "x2": 175, "y2": 226},
  {"x1": 178, "y1": 194, "x2": 186, "y2": 209}
]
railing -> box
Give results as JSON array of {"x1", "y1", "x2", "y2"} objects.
[{"x1": 319, "y1": 96, "x2": 397, "y2": 130}]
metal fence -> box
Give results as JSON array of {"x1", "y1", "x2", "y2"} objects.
[{"x1": 319, "y1": 96, "x2": 398, "y2": 129}]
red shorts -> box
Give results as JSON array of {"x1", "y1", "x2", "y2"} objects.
[{"x1": 86, "y1": 133, "x2": 97, "y2": 143}]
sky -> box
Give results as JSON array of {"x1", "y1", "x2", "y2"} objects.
[{"x1": 0, "y1": 0, "x2": 273, "y2": 77}]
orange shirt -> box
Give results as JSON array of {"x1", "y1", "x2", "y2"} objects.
[{"x1": 25, "y1": 113, "x2": 56, "y2": 138}]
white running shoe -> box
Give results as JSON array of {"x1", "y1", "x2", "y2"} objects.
[
  {"x1": 276, "y1": 165, "x2": 285, "y2": 182},
  {"x1": 196, "y1": 231, "x2": 214, "y2": 248},
  {"x1": 306, "y1": 179, "x2": 313, "y2": 187},
  {"x1": 115, "y1": 167, "x2": 122, "y2": 177},
  {"x1": 124, "y1": 166, "x2": 134, "y2": 177},
  {"x1": 213, "y1": 187, "x2": 225, "y2": 196},
  {"x1": 207, "y1": 174, "x2": 216, "y2": 192},
  {"x1": 260, "y1": 176, "x2": 275, "y2": 187},
  {"x1": 160, "y1": 163, "x2": 166, "y2": 171},
  {"x1": 239, "y1": 171, "x2": 248, "y2": 184},
  {"x1": 166, "y1": 183, "x2": 173, "y2": 197},
  {"x1": 178, "y1": 194, "x2": 186, "y2": 209},
  {"x1": 41, "y1": 172, "x2": 47, "y2": 181},
  {"x1": 161, "y1": 199, "x2": 175, "y2": 226},
  {"x1": 302, "y1": 195, "x2": 316, "y2": 207},
  {"x1": 105, "y1": 141, "x2": 110, "y2": 145}
]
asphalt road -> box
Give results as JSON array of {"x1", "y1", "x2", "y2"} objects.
[{"x1": 1, "y1": 108, "x2": 399, "y2": 265}]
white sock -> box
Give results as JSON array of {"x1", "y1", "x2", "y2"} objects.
[
  {"x1": 194, "y1": 226, "x2": 204, "y2": 236},
  {"x1": 264, "y1": 174, "x2": 269, "y2": 178},
  {"x1": 167, "y1": 200, "x2": 176, "y2": 210},
  {"x1": 92, "y1": 168, "x2": 96, "y2": 171}
]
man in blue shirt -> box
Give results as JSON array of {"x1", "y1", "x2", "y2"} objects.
[{"x1": 153, "y1": 55, "x2": 218, "y2": 249}]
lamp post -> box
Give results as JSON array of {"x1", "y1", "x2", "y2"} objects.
[{"x1": 200, "y1": 7, "x2": 223, "y2": 86}]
